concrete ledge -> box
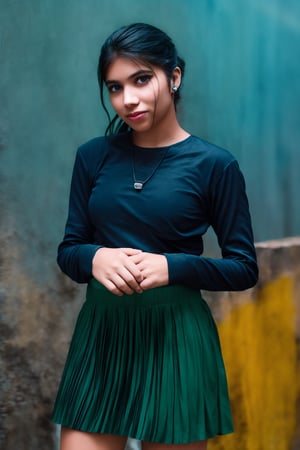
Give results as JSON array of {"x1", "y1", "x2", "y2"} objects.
[{"x1": 208, "y1": 237, "x2": 300, "y2": 450}]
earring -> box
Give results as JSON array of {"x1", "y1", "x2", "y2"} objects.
[{"x1": 172, "y1": 86, "x2": 178, "y2": 93}]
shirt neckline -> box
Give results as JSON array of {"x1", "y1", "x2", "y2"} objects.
[{"x1": 129, "y1": 134, "x2": 193, "y2": 152}]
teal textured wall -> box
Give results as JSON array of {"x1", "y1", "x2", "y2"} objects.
[{"x1": 1, "y1": 1, "x2": 300, "y2": 282}]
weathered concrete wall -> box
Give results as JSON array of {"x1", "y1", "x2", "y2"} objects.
[
  {"x1": 1, "y1": 237, "x2": 299, "y2": 450},
  {"x1": 207, "y1": 237, "x2": 300, "y2": 450},
  {"x1": 0, "y1": 231, "x2": 84, "y2": 449}
]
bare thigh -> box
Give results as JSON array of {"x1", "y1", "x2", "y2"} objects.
[
  {"x1": 142, "y1": 441, "x2": 208, "y2": 450},
  {"x1": 60, "y1": 427, "x2": 127, "y2": 450}
]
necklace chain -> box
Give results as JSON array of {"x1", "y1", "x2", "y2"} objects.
[{"x1": 132, "y1": 147, "x2": 169, "y2": 191}]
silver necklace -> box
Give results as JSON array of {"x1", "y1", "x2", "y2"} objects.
[{"x1": 132, "y1": 147, "x2": 169, "y2": 191}]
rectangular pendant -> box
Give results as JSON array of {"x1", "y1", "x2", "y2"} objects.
[{"x1": 134, "y1": 182, "x2": 143, "y2": 190}]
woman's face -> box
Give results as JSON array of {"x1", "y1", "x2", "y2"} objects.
[{"x1": 105, "y1": 56, "x2": 179, "y2": 136}]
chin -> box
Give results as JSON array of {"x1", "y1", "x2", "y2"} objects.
[{"x1": 130, "y1": 124, "x2": 153, "y2": 134}]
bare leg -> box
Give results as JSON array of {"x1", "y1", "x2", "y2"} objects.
[
  {"x1": 142, "y1": 441, "x2": 208, "y2": 450},
  {"x1": 60, "y1": 427, "x2": 128, "y2": 450}
]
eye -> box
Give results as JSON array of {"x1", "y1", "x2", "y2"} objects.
[
  {"x1": 136, "y1": 74, "x2": 152, "y2": 85},
  {"x1": 107, "y1": 83, "x2": 122, "y2": 93}
]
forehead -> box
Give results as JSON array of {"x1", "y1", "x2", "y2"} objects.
[{"x1": 105, "y1": 56, "x2": 154, "y2": 81}]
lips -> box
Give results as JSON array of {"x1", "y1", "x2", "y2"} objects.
[{"x1": 127, "y1": 111, "x2": 147, "y2": 121}]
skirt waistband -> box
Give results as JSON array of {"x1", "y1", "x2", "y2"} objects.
[{"x1": 86, "y1": 278, "x2": 202, "y2": 308}]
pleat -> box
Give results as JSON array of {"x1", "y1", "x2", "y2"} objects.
[{"x1": 51, "y1": 280, "x2": 233, "y2": 443}]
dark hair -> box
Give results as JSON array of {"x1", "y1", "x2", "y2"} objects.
[{"x1": 97, "y1": 23, "x2": 185, "y2": 135}]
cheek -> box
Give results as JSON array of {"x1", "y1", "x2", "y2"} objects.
[{"x1": 154, "y1": 89, "x2": 172, "y2": 114}]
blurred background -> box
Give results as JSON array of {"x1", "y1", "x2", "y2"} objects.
[{"x1": 0, "y1": 1, "x2": 299, "y2": 449}]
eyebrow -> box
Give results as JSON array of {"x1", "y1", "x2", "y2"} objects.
[{"x1": 105, "y1": 69, "x2": 153, "y2": 85}]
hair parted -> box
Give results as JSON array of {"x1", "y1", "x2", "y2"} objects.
[{"x1": 97, "y1": 23, "x2": 186, "y2": 135}]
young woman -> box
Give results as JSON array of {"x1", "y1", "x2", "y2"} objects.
[{"x1": 52, "y1": 23, "x2": 258, "y2": 450}]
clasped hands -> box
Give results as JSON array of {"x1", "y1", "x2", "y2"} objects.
[{"x1": 92, "y1": 247, "x2": 169, "y2": 296}]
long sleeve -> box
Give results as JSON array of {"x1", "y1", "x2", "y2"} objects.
[
  {"x1": 164, "y1": 160, "x2": 258, "y2": 291},
  {"x1": 57, "y1": 138, "x2": 107, "y2": 282}
]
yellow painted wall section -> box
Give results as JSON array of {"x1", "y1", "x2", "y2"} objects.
[{"x1": 209, "y1": 276, "x2": 298, "y2": 450}]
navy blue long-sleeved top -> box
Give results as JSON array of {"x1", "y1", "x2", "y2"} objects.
[{"x1": 57, "y1": 133, "x2": 258, "y2": 291}]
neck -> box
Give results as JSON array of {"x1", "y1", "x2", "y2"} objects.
[{"x1": 132, "y1": 120, "x2": 190, "y2": 148}]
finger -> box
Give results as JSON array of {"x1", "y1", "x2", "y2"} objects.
[
  {"x1": 121, "y1": 248, "x2": 142, "y2": 256},
  {"x1": 128, "y1": 254, "x2": 150, "y2": 272},
  {"x1": 139, "y1": 277, "x2": 155, "y2": 290},
  {"x1": 112, "y1": 273, "x2": 140, "y2": 295},
  {"x1": 96, "y1": 278, "x2": 124, "y2": 297},
  {"x1": 124, "y1": 260, "x2": 145, "y2": 283},
  {"x1": 129, "y1": 253, "x2": 144, "y2": 264},
  {"x1": 117, "y1": 267, "x2": 143, "y2": 293}
]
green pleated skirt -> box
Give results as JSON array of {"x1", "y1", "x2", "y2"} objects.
[{"x1": 52, "y1": 279, "x2": 233, "y2": 443}]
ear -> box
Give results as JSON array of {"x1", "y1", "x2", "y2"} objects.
[{"x1": 171, "y1": 66, "x2": 182, "y2": 90}]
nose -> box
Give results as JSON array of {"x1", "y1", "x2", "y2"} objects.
[{"x1": 123, "y1": 86, "x2": 139, "y2": 107}]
